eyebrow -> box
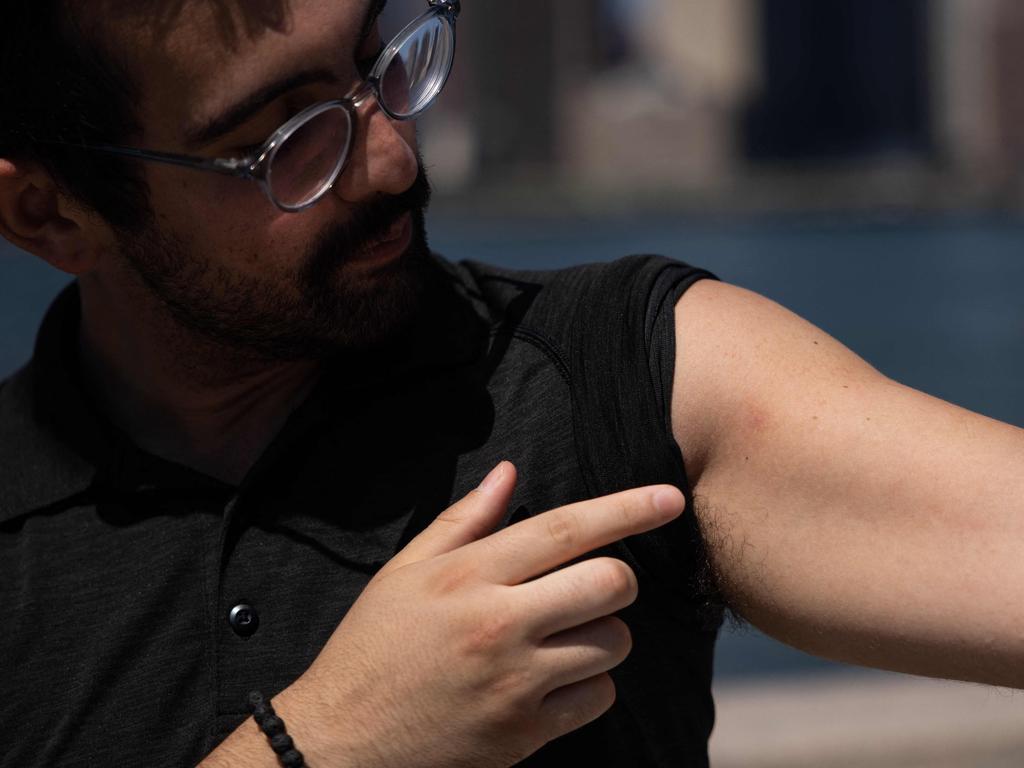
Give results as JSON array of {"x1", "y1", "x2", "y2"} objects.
[
  {"x1": 359, "y1": 0, "x2": 389, "y2": 51},
  {"x1": 184, "y1": 0, "x2": 390, "y2": 149},
  {"x1": 184, "y1": 69, "x2": 339, "y2": 148}
]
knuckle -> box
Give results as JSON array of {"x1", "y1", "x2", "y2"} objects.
[
  {"x1": 609, "y1": 495, "x2": 641, "y2": 531},
  {"x1": 595, "y1": 559, "x2": 638, "y2": 601},
  {"x1": 431, "y1": 559, "x2": 478, "y2": 596},
  {"x1": 430, "y1": 497, "x2": 478, "y2": 531},
  {"x1": 546, "y1": 510, "x2": 580, "y2": 549},
  {"x1": 430, "y1": 557, "x2": 481, "y2": 598},
  {"x1": 460, "y1": 609, "x2": 518, "y2": 658},
  {"x1": 487, "y1": 665, "x2": 532, "y2": 702},
  {"x1": 546, "y1": 709, "x2": 579, "y2": 742},
  {"x1": 435, "y1": 504, "x2": 469, "y2": 526},
  {"x1": 598, "y1": 673, "x2": 618, "y2": 709},
  {"x1": 605, "y1": 616, "x2": 633, "y2": 657}
]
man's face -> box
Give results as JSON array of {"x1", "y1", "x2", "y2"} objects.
[{"x1": 98, "y1": 0, "x2": 436, "y2": 359}]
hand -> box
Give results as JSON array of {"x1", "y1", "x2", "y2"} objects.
[{"x1": 284, "y1": 462, "x2": 686, "y2": 768}]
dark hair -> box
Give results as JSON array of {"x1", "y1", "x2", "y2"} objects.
[{"x1": 0, "y1": 2, "x2": 151, "y2": 230}]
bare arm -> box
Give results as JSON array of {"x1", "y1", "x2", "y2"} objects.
[{"x1": 672, "y1": 279, "x2": 1024, "y2": 687}]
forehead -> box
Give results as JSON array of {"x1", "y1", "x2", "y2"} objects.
[{"x1": 97, "y1": 0, "x2": 369, "y2": 140}]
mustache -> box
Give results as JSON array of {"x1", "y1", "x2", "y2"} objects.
[{"x1": 316, "y1": 162, "x2": 432, "y2": 261}]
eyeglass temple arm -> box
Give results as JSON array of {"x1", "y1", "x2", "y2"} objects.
[{"x1": 81, "y1": 144, "x2": 256, "y2": 178}]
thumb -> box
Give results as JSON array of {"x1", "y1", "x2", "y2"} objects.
[{"x1": 379, "y1": 462, "x2": 517, "y2": 575}]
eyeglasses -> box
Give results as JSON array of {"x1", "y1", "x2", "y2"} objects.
[{"x1": 62, "y1": 0, "x2": 460, "y2": 213}]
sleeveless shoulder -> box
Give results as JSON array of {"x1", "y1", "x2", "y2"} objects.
[
  {"x1": 456, "y1": 255, "x2": 716, "y2": 489},
  {"x1": 454, "y1": 255, "x2": 714, "y2": 377},
  {"x1": 455, "y1": 255, "x2": 721, "y2": 622}
]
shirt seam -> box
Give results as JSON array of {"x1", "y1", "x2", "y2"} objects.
[{"x1": 489, "y1": 326, "x2": 571, "y2": 385}]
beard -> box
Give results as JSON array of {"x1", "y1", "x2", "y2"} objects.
[{"x1": 115, "y1": 160, "x2": 440, "y2": 362}]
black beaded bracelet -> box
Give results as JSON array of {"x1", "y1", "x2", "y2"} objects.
[{"x1": 247, "y1": 690, "x2": 307, "y2": 768}]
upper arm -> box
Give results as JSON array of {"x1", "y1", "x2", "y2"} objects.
[{"x1": 672, "y1": 279, "x2": 1024, "y2": 686}]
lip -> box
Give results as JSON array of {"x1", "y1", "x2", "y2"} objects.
[{"x1": 349, "y1": 212, "x2": 413, "y2": 268}]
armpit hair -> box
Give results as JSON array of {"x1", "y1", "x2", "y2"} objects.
[{"x1": 690, "y1": 492, "x2": 749, "y2": 632}]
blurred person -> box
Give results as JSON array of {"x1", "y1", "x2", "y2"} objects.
[{"x1": 1, "y1": 2, "x2": 1023, "y2": 768}]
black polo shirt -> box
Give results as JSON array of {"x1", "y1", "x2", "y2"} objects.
[{"x1": 1, "y1": 254, "x2": 722, "y2": 767}]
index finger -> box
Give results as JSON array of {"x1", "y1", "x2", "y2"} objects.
[{"x1": 465, "y1": 486, "x2": 685, "y2": 585}]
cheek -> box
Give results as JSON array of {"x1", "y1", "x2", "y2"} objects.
[
  {"x1": 148, "y1": 163, "x2": 272, "y2": 223},
  {"x1": 146, "y1": 166, "x2": 320, "y2": 271}
]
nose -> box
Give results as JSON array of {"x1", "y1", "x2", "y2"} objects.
[{"x1": 332, "y1": 94, "x2": 419, "y2": 202}]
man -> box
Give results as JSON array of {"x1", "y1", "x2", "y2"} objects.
[{"x1": 1, "y1": 2, "x2": 1022, "y2": 767}]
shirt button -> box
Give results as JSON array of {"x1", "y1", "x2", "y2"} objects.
[{"x1": 228, "y1": 603, "x2": 260, "y2": 638}]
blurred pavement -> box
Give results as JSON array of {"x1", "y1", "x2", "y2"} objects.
[{"x1": 710, "y1": 672, "x2": 1024, "y2": 767}]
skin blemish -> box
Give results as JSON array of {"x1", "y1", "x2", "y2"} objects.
[{"x1": 743, "y1": 403, "x2": 772, "y2": 434}]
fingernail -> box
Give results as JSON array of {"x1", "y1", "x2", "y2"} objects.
[
  {"x1": 478, "y1": 462, "x2": 506, "y2": 494},
  {"x1": 653, "y1": 487, "x2": 684, "y2": 517}
]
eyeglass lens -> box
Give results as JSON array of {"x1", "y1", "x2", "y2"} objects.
[
  {"x1": 268, "y1": 11, "x2": 454, "y2": 209},
  {"x1": 269, "y1": 106, "x2": 351, "y2": 209},
  {"x1": 382, "y1": 15, "x2": 452, "y2": 118}
]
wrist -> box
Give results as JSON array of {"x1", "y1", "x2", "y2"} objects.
[
  {"x1": 272, "y1": 677, "x2": 381, "y2": 768},
  {"x1": 196, "y1": 682, "x2": 360, "y2": 768}
]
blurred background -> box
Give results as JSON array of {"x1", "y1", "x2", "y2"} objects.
[
  {"x1": 3, "y1": 1, "x2": 1024, "y2": 765},
  {"x1": 417, "y1": 0, "x2": 1024, "y2": 213}
]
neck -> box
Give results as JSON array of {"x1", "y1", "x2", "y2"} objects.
[{"x1": 77, "y1": 272, "x2": 319, "y2": 486}]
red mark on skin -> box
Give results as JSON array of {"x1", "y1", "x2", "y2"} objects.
[{"x1": 743, "y1": 402, "x2": 773, "y2": 435}]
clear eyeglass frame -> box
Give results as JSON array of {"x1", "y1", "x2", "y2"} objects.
[{"x1": 57, "y1": 0, "x2": 460, "y2": 213}]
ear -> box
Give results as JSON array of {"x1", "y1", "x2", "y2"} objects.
[{"x1": 0, "y1": 157, "x2": 108, "y2": 275}]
